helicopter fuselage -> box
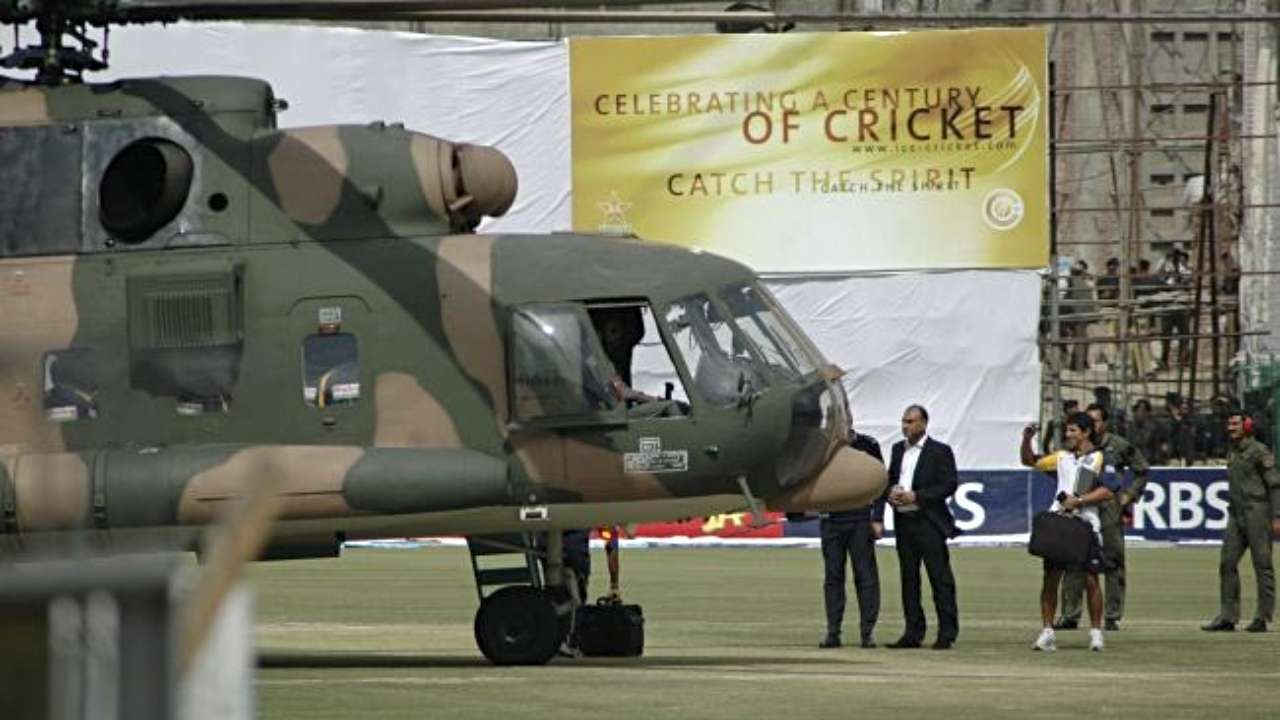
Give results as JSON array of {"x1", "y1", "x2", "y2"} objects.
[{"x1": 0, "y1": 75, "x2": 885, "y2": 557}]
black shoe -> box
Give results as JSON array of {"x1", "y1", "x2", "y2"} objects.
[
  {"x1": 1245, "y1": 619, "x2": 1268, "y2": 633},
  {"x1": 1201, "y1": 619, "x2": 1235, "y2": 632},
  {"x1": 931, "y1": 639, "x2": 953, "y2": 650},
  {"x1": 860, "y1": 635, "x2": 876, "y2": 649},
  {"x1": 886, "y1": 637, "x2": 922, "y2": 649},
  {"x1": 1104, "y1": 619, "x2": 1120, "y2": 632},
  {"x1": 818, "y1": 635, "x2": 841, "y2": 649},
  {"x1": 1052, "y1": 618, "x2": 1078, "y2": 630}
]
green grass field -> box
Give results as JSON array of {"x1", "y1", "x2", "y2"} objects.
[{"x1": 248, "y1": 545, "x2": 1279, "y2": 719}]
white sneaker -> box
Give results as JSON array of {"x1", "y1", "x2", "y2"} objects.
[
  {"x1": 1089, "y1": 629, "x2": 1104, "y2": 652},
  {"x1": 1033, "y1": 627, "x2": 1056, "y2": 652}
]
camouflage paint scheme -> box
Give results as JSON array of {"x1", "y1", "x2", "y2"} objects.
[{"x1": 0, "y1": 75, "x2": 886, "y2": 557}]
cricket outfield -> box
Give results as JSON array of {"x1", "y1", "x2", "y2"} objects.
[{"x1": 250, "y1": 546, "x2": 1278, "y2": 719}]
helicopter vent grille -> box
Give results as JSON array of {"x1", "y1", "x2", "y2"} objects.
[
  {"x1": 127, "y1": 269, "x2": 243, "y2": 350},
  {"x1": 150, "y1": 291, "x2": 221, "y2": 348}
]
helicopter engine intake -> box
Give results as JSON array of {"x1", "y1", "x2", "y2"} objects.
[
  {"x1": 99, "y1": 137, "x2": 194, "y2": 244},
  {"x1": 257, "y1": 125, "x2": 518, "y2": 237}
]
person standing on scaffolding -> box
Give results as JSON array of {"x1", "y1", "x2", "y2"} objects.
[{"x1": 1156, "y1": 244, "x2": 1193, "y2": 371}]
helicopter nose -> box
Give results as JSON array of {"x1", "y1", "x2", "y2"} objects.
[{"x1": 765, "y1": 446, "x2": 888, "y2": 513}]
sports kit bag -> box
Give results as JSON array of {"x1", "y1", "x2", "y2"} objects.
[
  {"x1": 575, "y1": 598, "x2": 644, "y2": 657},
  {"x1": 1028, "y1": 511, "x2": 1092, "y2": 566}
]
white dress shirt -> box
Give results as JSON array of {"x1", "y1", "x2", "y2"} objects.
[{"x1": 898, "y1": 433, "x2": 928, "y2": 511}]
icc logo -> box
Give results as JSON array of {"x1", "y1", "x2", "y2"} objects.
[{"x1": 982, "y1": 188, "x2": 1024, "y2": 231}]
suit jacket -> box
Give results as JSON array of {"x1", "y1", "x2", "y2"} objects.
[{"x1": 888, "y1": 437, "x2": 960, "y2": 538}]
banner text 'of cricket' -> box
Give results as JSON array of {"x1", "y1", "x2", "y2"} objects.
[{"x1": 570, "y1": 29, "x2": 1049, "y2": 272}]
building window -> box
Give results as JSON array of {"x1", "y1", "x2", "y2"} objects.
[{"x1": 302, "y1": 333, "x2": 360, "y2": 408}]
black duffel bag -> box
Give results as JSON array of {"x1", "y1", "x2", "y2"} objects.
[
  {"x1": 575, "y1": 598, "x2": 644, "y2": 657},
  {"x1": 1028, "y1": 511, "x2": 1092, "y2": 566}
]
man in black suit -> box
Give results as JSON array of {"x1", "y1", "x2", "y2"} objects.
[
  {"x1": 817, "y1": 427, "x2": 885, "y2": 649},
  {"x1": 885, "y1": 404, "x2": 960, "y2": 650}
]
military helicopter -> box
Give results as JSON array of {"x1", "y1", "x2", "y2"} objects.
[{"x1": 0, "y1": 0, "x2": 886, "y2": 665}]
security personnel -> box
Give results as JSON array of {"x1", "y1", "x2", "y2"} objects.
[
  {"x1": 817, "y1": 427, "x2": 885, "y2": 649},
  {"x1": 1055, "y1": 403, "x2": 1150, "y2": 631},
  {"x1": 1202, "y1": 411, "x2": 1280, "y2": 633}
]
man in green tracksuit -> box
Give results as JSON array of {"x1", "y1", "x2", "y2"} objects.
[
  {"x1": 1202, "y1": 412, "x2": 1280, "y2": 633},
  {"x1": 1054, "y1": 404, "x2": 1150, "y2": 631}
]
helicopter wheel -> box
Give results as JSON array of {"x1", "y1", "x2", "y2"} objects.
[{"x1": 473, "y1": 586, "x2": 560, "y2": 665}]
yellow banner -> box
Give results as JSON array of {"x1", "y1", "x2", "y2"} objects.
[{"x1": 570, "y1": 29, "x2": 1048, "y2": 272}]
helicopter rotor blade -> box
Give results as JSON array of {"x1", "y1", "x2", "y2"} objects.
[{"x1": 0, "y1": 1, "x2": 714, "y2": 24}]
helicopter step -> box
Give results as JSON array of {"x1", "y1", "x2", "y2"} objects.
[
  {"x1": 466, "y1": 532, "x2": 568, "y2": 665},
  {"x1": 465, "y1": 532, "x2": 545, "y2": 598}
]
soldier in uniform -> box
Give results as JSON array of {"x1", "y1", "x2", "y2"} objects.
[
  {"x1": 817, "y1": 426, "x2": 886, "y2": 649},
  {"x1": 1055, "y1": 403, "x2": 1150, "y2": 631},
  {"x1": 1202, "y1": 412, "x2": 1280, "y2": 633}
]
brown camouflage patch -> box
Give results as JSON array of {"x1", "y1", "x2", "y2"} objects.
[
  {"x1": 267, "y1": 127, "x2": 348, "y2": 225},
  {"x1": 509, "y1": 431, "x2": 563, "y2": 484},
  {"x1": 766, "y1": 447, "x2": 887, "y2": 512},
  {"x1": 13, "y1": 452, "x2": 90, "y2": 531},
  {"x1": 512, "y1": 380, "x2": 546, "y2": 422},
  {"x1": 372, "y1": 372, "x2": 462, "y2": 448},
  {"x1": 437, "y1": 236, "x2": 508, "y2": 428},
  {"x1": 177, "y1": 446, "x2": 363, "y2": 524},
  {"x1": 509, "y1": 434, "x2": 670, "y2": 502},
  {"x1": 0, "y1": 87, "x2": 50, "y2": 126},
  {"x1": 560, "y1": 438, "x2": 668, "y2": 502},
  {"x1": 0, "y1": 259, "x2": 79, "y2": 453},
  {"x1": 409, "y1": 134, "x2": 453, "y2": 221}
]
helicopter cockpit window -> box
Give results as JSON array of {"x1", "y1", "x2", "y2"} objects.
[
  {"x1": 42, "y1": 349, "x2": 99, "y2": 423},
  {"x1": 663, "y1": 294, "x2": 768, "y2": 407},
  {"x1": 720, "y1": 283, "x2": 819, "y2": 379},
  {"x1": 588, "y1": 302, "x2": 690, "y2": 416},
  {"x1": 512, "y1": 304, "x2": 618, "y2": 422},
  {"x1": 302, "y1": 333, "x2": 360, "y2": 408}
]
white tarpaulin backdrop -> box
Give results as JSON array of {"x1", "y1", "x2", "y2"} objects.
[
  {"x1": 768, "y1": 272, "x2": 1041, "y2": 466},
  {"x1": 99, "y1": 22, "x2": 1041, "y2": 467}
]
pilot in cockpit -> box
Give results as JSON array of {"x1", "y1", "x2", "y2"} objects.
[{"x1": 590, "y1": 307, "x2": 657, "y2": 405}]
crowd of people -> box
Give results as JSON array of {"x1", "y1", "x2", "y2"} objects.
[
  {"x1": 811, "y1": 400, "x2": 1278, "y2": 655},
  {"x1": 1041, "y1": 386, "x2": 1270, "y2": 466},
  {"x1": 1048, "y1": 244, "x2": 1240, "y2": 374}
]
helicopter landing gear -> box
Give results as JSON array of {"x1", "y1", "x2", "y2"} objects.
[
  {"x1": 466, "y1": 532, "x2": 573, "y2": 665},
  {"x1": 473, "y1": 585, "x2": 563, "y2": 665}
]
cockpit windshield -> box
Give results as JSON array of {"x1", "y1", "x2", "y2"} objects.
[
  {"x1": 511, "y1": 304, "x2": 619, "y2": 421},
  {"x1": 663, "y1": 294, "x2": 768, "y2": 407},
  {"x1": 720, "y1": 283, "x2": 820, "y2": 379}
]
